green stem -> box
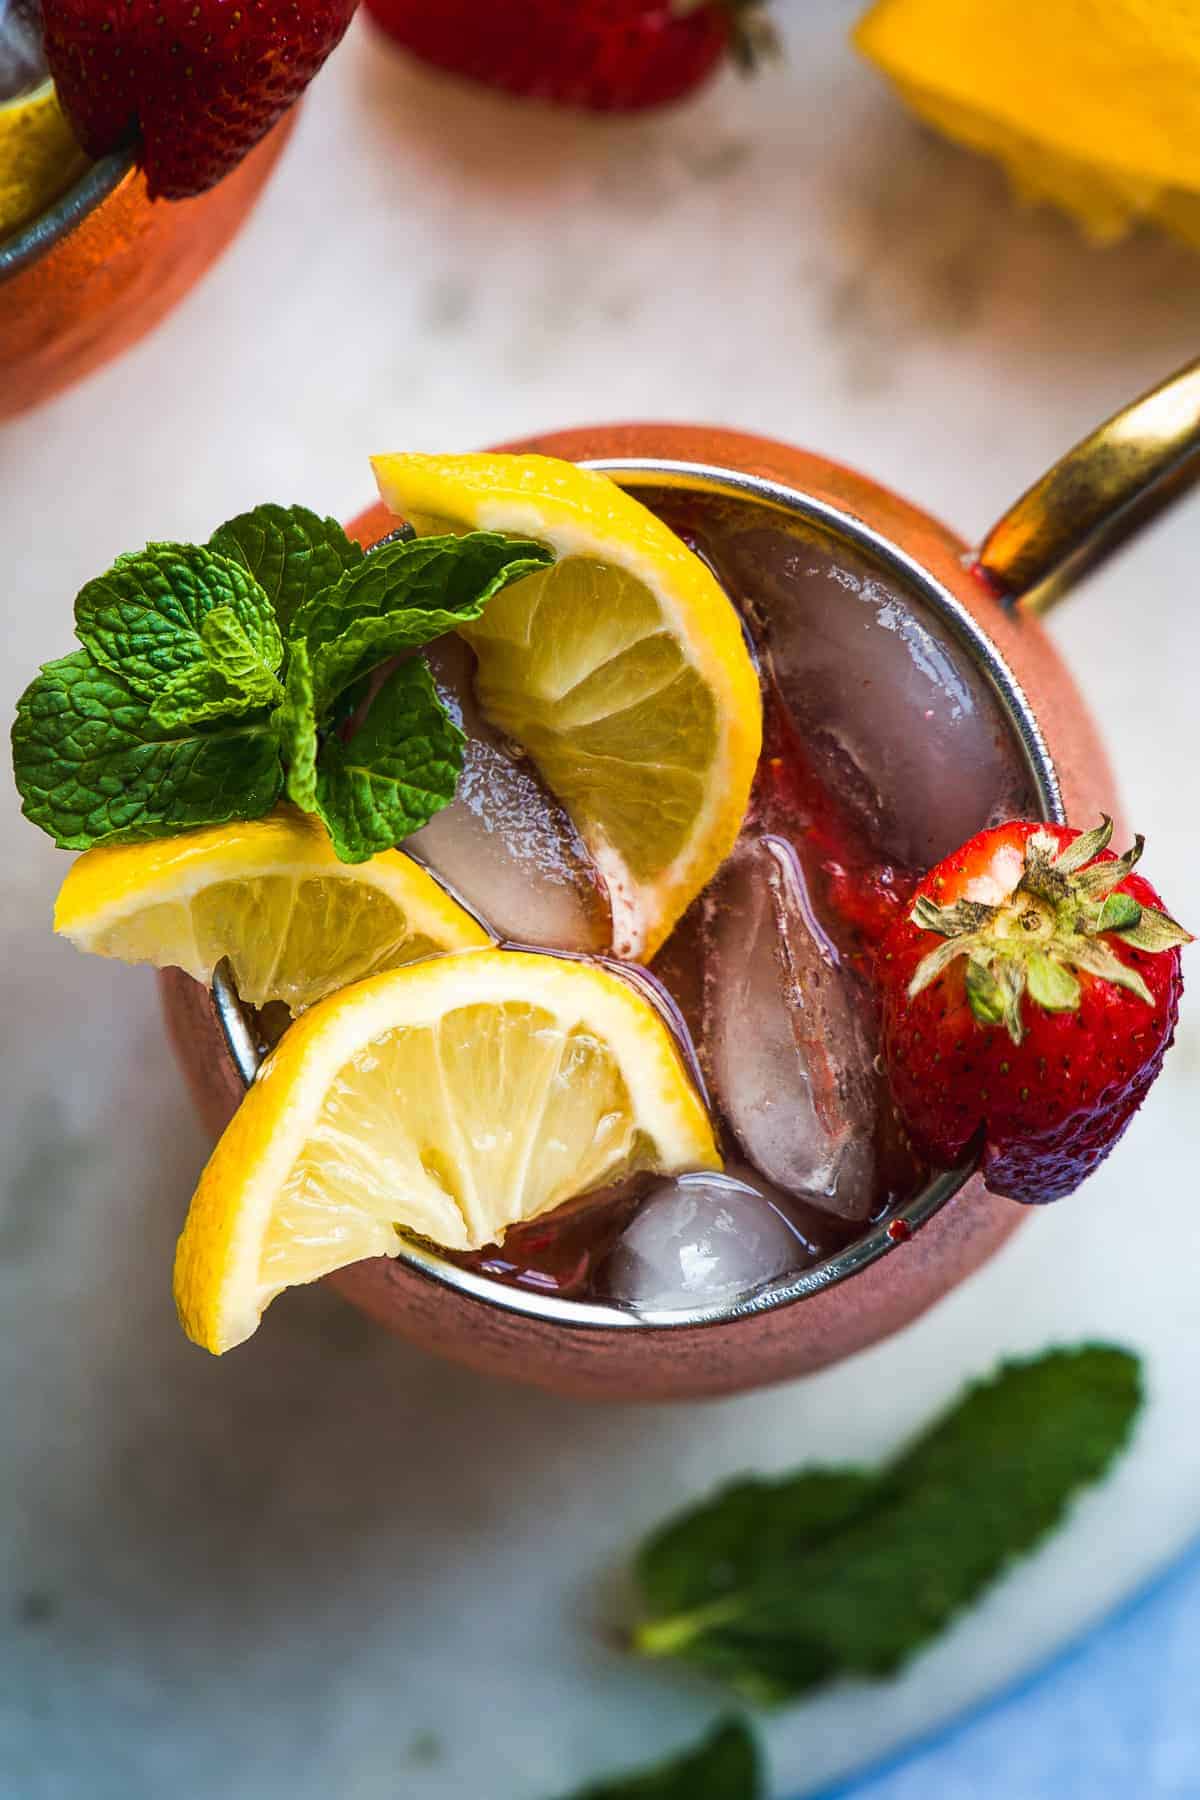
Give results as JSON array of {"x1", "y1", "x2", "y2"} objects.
[{"x1": 633, "y1": 1598, "x2": 739, "y2": 1658}]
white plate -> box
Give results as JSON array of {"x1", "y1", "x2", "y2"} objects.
[{"x1": 3, "y1": 9, "x2": 1200, "y2": 1796}]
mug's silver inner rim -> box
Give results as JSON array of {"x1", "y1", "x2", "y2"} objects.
[
  {"x1": 0, "y1": 148, "x2": 134, "y2": 281},
  {"x1": 213, "y1": 457, "x2": 1065, "y2": 1333}
]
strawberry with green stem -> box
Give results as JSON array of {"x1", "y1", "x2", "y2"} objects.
[
  {"x1": 362, "y1": 0, "x2": 775, "y2": 113},
  {"x1": 879, "y1": 818, "x2": 1191, "y2": 1204}
]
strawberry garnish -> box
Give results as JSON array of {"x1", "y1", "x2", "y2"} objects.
[
  {"x1": 362, "y1": 0, "x2": 775, "y2": 113},
  {"x1": 41, "y1": 0, "x2": 357, "y2": 201},
  {"x1": 879, "y1": 818, "x2": 1191, "y2": 1205}
]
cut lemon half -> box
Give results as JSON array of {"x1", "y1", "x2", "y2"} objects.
[
  {"x1": 370, "y1": 453, "x2": 763, "y2": 961},
  {"x1": 174, "y1": 948, "x2": 720, "y2": 1353},
  {"x1": 54, "y1": 810, "x2": 490, "y2": 1012}
]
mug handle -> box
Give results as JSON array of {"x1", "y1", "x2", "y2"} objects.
[{"x1": 976, "y1": 356, "x2": 1200, "y2": 614}]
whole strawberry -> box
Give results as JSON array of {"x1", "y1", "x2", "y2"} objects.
[
  {"x1": 880, "y1": 818, "x2": 1190, "y2": 1204},
  {"x1": 42, "y1": 0, "x2": 357, "y2": 200},
  {"x1": 362, "y1": 0, "x2": 774, "y2": 112}
]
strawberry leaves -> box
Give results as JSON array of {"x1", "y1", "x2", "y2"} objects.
[
  {"x1": 908, "y1": 817, "x2": 1192, "y2": 1043},
  {"x1": 884, "y1": 820, "x2": 1190, "y2": 1202},
  {"x1": 12, "y1": 504, "x2": 554, "y2": 862},
  {"x1": 1112, "y1": 904, "x2": 1194, "y2": 953},
  {"x1": 1024, "y1": 950, "x2": 1081, "y2": 1013}
]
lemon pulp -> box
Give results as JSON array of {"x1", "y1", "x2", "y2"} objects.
[{"x1": 54, "y1": 812, "x2": 490, "y2": 1011}]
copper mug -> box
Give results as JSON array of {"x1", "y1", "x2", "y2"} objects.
[
  {"x1": 0, "y1": 117, "x2": 293, "y2": 421},
  {"x1": 161, "y1": 362, "x2": 1200, "y2": 1400}
]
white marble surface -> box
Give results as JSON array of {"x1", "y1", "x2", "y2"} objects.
[{"x1": 3, "y1": 5, "x2": 1200, "y2": 1796}]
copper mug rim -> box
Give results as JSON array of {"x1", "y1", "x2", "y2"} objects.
[
  {"x1": 212, "y1": 454, "x2": 1065, "y2": 1333},
  {"x1": 0, "y1": 145, "x2": 134, "y2": 282}
]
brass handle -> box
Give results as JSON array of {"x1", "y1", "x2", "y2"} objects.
[{"x1": 977, "y1": 356, "x2": 1200, "y2": 614}]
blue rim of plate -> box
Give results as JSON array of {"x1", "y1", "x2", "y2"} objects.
[
  {"x1": 0, "y1": 146, "x2": 135, "y2": 282},
  {"x1": 798, "y1": 1522, "x2": 1200, "y2": 1797}
]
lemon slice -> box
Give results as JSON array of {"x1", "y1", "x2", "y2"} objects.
[
  {"x1": 370, "y1": 453, "x2": 763, "y2": 961},
  {"x1": 174, "y1": 948, "x2": 720, "y2": 1352},
  {"x1": 54, "y1": 810, "x2": 490, "y2": 1012},
  {"x1": 0, "y1": 81, "x2": 90, "y2": 240}
]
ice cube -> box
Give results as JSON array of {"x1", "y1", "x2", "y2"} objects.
[
  {"x1": 406, "y1": 635, "x2": 612, "y2": 953},
  {"x1": 0, "y1": 0, "x2": 46, "y2": 103},
  {"x1": 702, "y1": 836, "x2": 878, "y2": 1220},
  {"x1": 604, "y1": 1171, "x2": 805, "y2": 1311},
  {"x1": 691, "y1": 511, "x2": 1036, "y2": 869}
]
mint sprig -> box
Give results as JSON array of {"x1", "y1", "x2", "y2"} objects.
[
  {"x1": 631, "y1": 1345, "x2": 1141, "y2": 1704},
  {"x1": 12, "y1": 504, "x2": 552, "y2": 861},
  {"x1": 557, "y1": 1719, "x2": 761, "y2": 1800}
]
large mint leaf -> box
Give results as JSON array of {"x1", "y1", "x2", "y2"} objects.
[
  {"x1": 74, "y1": 543, "x2": 283, "y2": 702},
  {"x1": 314, "y1": 659, "x2": 464, "y2": 862},
  {"x1": 209, "y1": 503, "x2": 364, "y2": 636},
  {"x1": 558, "y1": 1720, "x2": 761, "y2": 1800},
  {"x1": 276, "y1": 639, "x2": 319, "y2": 815},
  {"x1": 291, "y1": 531, "x2": 552, "y2": 716},
  {"x1": 636, "y1": 1468, "x2": 880, "y2": 1622},
  {"x1": 12, "y1": 650, "x2": 282, "y2": 850},
  {"x1": 149, "y1": 608, "x2": 284, "y2": 730},
  {"x1": 632, "y1": 1345, "x2": 1142, "y2": 1704}
]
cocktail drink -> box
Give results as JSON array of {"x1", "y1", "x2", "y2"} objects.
[
  {"x1": 159, "y1": 415, "x2": 1155, "y2": 1399},
  {"x1": 0, "y1": 0, "x2": 346, "y2": 419},
  {"x1": 13, "y1": 365, "x2": 1189, "y2": 1399}
]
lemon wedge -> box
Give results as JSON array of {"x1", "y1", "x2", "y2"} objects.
[
  {"x1": 54, "y1": 810, "x2": 490, "y2": 1012},
  {"x1": 370, "y1": 453, "x2": 762, "y2": 961},
  {"x1": 174, "y1": 948, "x2": 720, "y2": 1352},
  {"x1": 0, "y1": 80, "x2": 89, "y2": 240},
  {"x1": 855, "y1": 0, "x2": 1200, "y2": 245}
]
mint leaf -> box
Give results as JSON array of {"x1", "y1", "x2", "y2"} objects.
[
  {"x1": 12, "y1": 650, "x2": 282, "y2": 850},
  {"x1": 149, "y1": 608, "x2": 284, "y2": 730},
  {"x1": 291, "y1": 531, "x2": 552, "y2": 714},
  {"x1": 199, "y1": 606, "x2": 287, "y2": 697},
  {"x1": 636, "y1": 1468, "x2": 879, "y2": 1621},
  {"x1": 277, "y1": 639, "x2": 319, "y2": 814},
  {"x1": 632, "y1": 1346, "x2": 1141, "y2": 1704},
  {"x1": 557, "y1": 1720, "x2": 761, "y2": 1800},
  {"x1": 209, "y1": 503, "x2": 364, "y2": 636},
  {"x1": 314, "y1": 659, "x2": 464, "y2": 862},
  {"x1": 74, "y1": 543, "x2": 283, "y2": 702}
]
